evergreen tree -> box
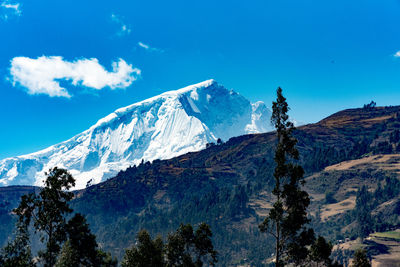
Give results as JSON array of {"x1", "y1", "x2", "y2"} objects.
[
  {"x1": 13, "y1": 167, "x2": 75, "y2": 267},
  {"x1": 193, "y1": 223, "x2": 218, "y2": 266},
  {"x1": 0, "y1": 221, "x2": 34, "y2": 267},
  {"x1": 122, "y1": 230, "x2": 164, "y2": 267},
  {"x1": 355, "y1": 186, "x2": 373, "y2": 239},
  {"x1": 259, "y1": 87, "x2": 314, "y2": 266},
  {"x1": 166, "y1": 223, "x2": 218, "y2": 267},
  {"x1": 165, "y1": 226, "x2": 192, "y2": 266},
  {"x1": 352, "y1": 249, "x2": 370, "y2": 267},
  {"x1": 310, "y1": 236, "x2": 333, "y2": 267},
  {"x1": 55, "y1": 213, "x2": 115, "y2": 267},
  {"x1": 96, "y1": 250, "x2": 118, "y2": 267},
  {"x1": 56, "y1": 241, "x2": 117, "y2": 267},
  {"x1": 55, "y1": 241, "x2": 76, "y2": 267},
  {"x1": 122, "y1": 223, "x2": 217, "y2": 267}
]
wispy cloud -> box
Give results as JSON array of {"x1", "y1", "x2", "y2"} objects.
[
  {"x1": 138, "y1": 42, "x2": 164, "y2": 53},
  {"x1": 111, "y1": 13, "x2": 131, "y2": 36},
  {"x1": 394, "y1": 51, "x2": 400, "y2": 58},
  {"x1": 1, "y1": 0, "x2": 21, "y2": 20},
  {"x1": 9, "y1": 56, "x2": 141, "y2": 98}
]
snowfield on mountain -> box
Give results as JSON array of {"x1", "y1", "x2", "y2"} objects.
[{"x1": 0, "y1": 80, "x2": 273, "y2": 188}]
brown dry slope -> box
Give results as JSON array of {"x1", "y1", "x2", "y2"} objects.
[
  {"x1": 371, "y1": 238, "x2": 400, "y2": 266},
  {"x1": 304, "y1": 154, "x2": 400, "y2": 266},
  {"x1": 306, "y1": 153, "x2": 400, "y2": 217}
]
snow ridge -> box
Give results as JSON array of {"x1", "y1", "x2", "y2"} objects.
[{"x1": 0, "y1": 80, "x2": 272, "y2": 189}]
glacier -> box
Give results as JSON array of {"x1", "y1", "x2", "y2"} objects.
[{"x1": 0, "y1": 80, "x2": 273, "y2": 189}]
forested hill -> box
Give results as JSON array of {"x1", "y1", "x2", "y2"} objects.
[{"x1": 1, "y1": 105, "x2": 400, "y2": 265}]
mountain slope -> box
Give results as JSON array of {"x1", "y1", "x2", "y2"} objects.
[
  {"x1": 71, "y1": 105, "x2": 400, "y2": 264},
  {"x1": 1, "y1": 105, "x2": 400, "y2": 265},
  {"x1": 0, "y1": 80, "x2": 272, "y2": 188}
]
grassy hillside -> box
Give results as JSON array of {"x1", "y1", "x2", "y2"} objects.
[{"x1": 305, "y1": 154, "x2": 400, "y2": 236}]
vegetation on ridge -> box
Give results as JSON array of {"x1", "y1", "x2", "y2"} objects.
[{"x1": 1, "y1": 98, "x2": 399, "y2": 265}]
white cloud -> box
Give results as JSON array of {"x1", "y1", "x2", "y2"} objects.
[
  {"x1": 1, "y1": 0, "x2": 21, "y2": 20},
  {"x1": 138, "y1": 42, "x2": 164, "y2": 53},
  {"x1": 138, "y1": 42, "x2": 150, "y2": 50},
  {"x1": 10, "y1": 56, "x2": 141, "y2": 98},
  {"x1": 111, "y1": 13, "x2": 131, "y2": 36},
  {"x1": 394, "y1": 51, "x2": 400, "y2": 58}
]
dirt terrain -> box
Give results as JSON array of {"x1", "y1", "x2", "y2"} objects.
[
  {"x1": 325, "y1": 154, "x2": 400, "y2": 174},
  {"x1": 320, "y1": 196, "x2": 356, "y2": 221},
  {"x1": 370, "y1": 230, "x2": 400, "y2": 267},
  {"x1": 370, "y1": 238, "x2": 400, "y2": 267},
  {"x1": 332, "y1": 231, "x2": 400, "y2": 267}
]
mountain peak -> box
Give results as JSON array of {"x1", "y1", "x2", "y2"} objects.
[
  {"x1": 92, "y1": 79, "x2": 218, "y2": 130},
  {"x1": 167, "y1": 79, "x2": 217, "y2": 95},
  {"x1": 0, "y1": 80, "x2": 272, "y2": 188}
]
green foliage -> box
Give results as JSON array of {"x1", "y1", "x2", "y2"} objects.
[
  {"x1": 310, "y1": 172, "x2": 400, "y2": 244},
  {"x1": 363, "y1": 101, "x2": 376, "y2": 110},
  {"x1": 96, "y1": 250, "x2": 118, "y2": 267},
  {"x1": 122, "y1": 230, "x2": 164, "y2": 267},
  {"x1": 0, "y1": 221, "x2": 34, "y2": 267},
  {"x1": 374, "y1": 176, "x2": 400, "y2": 203},
  {"x1": 56, "y1": 241, "x2": 117, "y2": 267},
  {"x1": 192, "y1": 223, "x2": 218, "y2": 266},
  {"x1": 355, "y1": 186, "x2": 373, "y2": 239},
  {"x1": 259, "y1": 87, "x2": 315, "y2": 266},
  {"x1": 55, "y1": 213, "x2": 115, "y2": 267},
  {"x1": 354, "y1": 177, "x2": 400, "y2": 238},
  {"x1": 55, "y1": 240, "x2": 76, "y2": 267},
  {"x1": 310, "y1": 236, "x2": 333, "y2": 266},
  {"x1": 63, "y1": 213, "x2": 98, "y2": 265},
  {"x1": 166, "y1": 223, "x2": 217, "y2": 267},
  {"x1": 71, "y1": 159, "x2": 262, "y2": 265},
  {"x1": 123, "y1": 223, "x2": 217, "y2": 267},
  {"x1": 13, "y1": 167, "x2": 75, "y2": 267},
  {"x1": 3, "y1": 168, "x2": 117, "y2": 267},
  {"x1": 352, "y1": 249, "x2": 370, "y2": 267}
]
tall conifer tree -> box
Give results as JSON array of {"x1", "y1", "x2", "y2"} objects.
[{"x1": 259, "y1": 87, "x2": 314, "y2": 266}]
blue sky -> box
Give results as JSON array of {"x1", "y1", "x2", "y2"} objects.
[{"x1": 1, "y1": 0, "x2": 400, "y2": 159}]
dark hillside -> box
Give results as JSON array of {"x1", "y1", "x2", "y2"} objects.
[
  {"x1": 0, "y1": 186, "x2": 38, "y2": 244},
  {"x1": 71, "y1": 106, "x2": 400, "y2": 264},
  {"x1": 1, "y1": 105, "x2": 400, "y2": 265}
]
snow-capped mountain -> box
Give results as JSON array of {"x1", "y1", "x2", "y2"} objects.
[{"x1": 0, "y1": 80, "x2": 273, "y2": 189}]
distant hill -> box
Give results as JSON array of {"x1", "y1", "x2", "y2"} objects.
[{"x1": 1, "y1": 105, "x2": 400, "y2": 265}]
